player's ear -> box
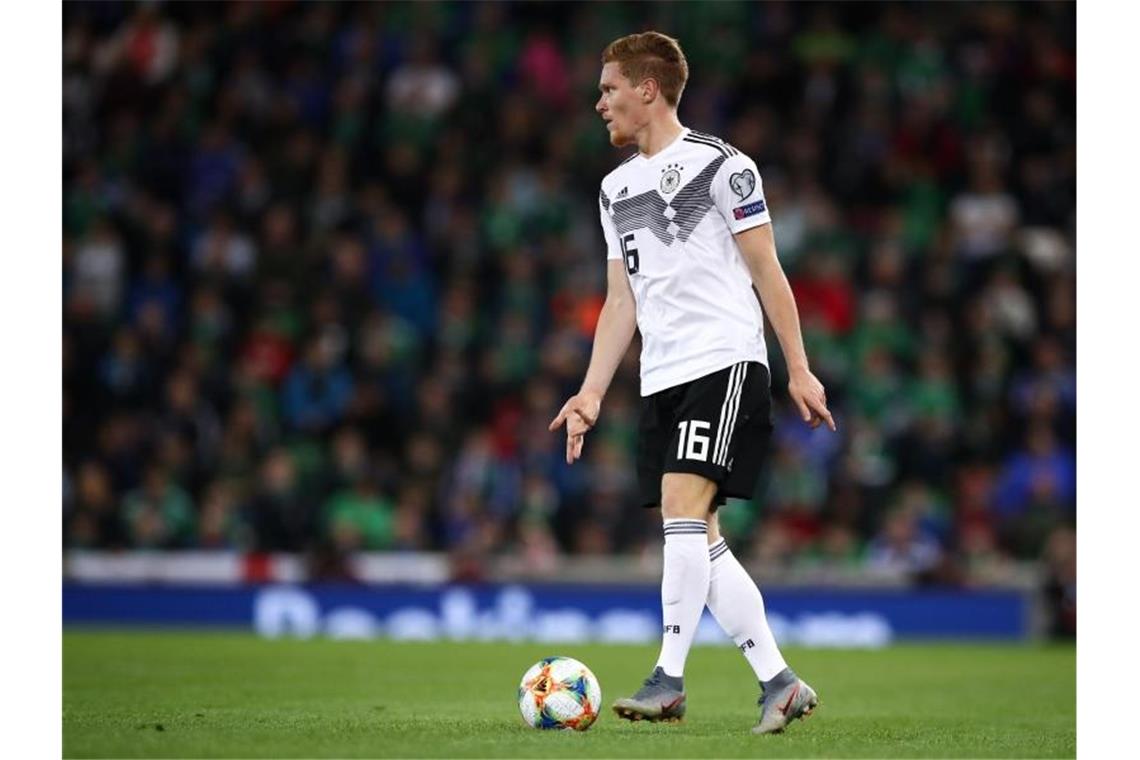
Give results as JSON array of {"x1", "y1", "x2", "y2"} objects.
[{"x1": 640, "y1": 77, "x2": 658, "y2": 104}]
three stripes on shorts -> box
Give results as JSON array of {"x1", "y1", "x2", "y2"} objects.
[{"x1": 712, "y1": 362, "x2": 748, "y2": 467}]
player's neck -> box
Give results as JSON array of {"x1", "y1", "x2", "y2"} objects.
[{"x1": 636, "y1": 116, "x2": 685, "y2": 158}]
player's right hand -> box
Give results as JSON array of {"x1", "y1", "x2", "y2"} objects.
[{"x1": 549, "y1": 391, "x2": 602, "y2": 464}]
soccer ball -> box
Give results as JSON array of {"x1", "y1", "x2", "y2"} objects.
[{"x1": 517, "y1": 656, "x2": 602, "y2": 731}]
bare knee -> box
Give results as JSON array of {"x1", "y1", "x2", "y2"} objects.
[{"x1": 660, "y1": 472, "x2": 718, "y2": 521}]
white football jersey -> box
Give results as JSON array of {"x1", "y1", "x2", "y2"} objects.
[{"x1": 598, "y1": 127, "x2": 773, "y2": 396}]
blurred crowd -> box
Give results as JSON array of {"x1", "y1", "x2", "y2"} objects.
[{"x1": 62, "y1": 2, "x2": 1075, "y2": 603}]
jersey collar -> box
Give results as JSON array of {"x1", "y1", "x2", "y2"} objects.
[{"x1": 636, "y1": 127, "x2": 690, "y2": 163}]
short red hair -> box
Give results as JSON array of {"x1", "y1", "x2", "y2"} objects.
[{"x1": 602, "y1": 32, "x2": 689, "y2": 108}]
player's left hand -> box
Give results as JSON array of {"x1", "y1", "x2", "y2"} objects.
[{"x1": 788, "y1": 368, "x2": 836, "y2": 432}]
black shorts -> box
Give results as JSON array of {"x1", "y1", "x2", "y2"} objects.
[{"x1": 637, "y1": 361, "x2": 773, "y2": 510}]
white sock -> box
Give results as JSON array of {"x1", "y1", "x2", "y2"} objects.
[
  {"x1": 654, "y1": 518, "x2": 710, "y2": 679},
  {"x1": 706, "y1": 537, "x2": 788, "y2": 682}
]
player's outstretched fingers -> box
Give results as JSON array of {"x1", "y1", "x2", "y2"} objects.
[
  {"x1": 808, "y1": 396, "x2": 837, "y2": 432},
  {"x1": 566, "y1": 433, "x2": 585, "y2": 464}
]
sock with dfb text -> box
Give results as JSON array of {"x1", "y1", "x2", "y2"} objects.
[
  {"x1": 705, "y1": 537, "x2": 789, "y2": 683},
  {"x1": 654, "y1": 518, "x2": 711, "y2": 680}
]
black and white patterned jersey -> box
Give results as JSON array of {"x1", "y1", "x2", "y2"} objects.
[{"x1": 598, "y1": 127, "x2": 773, "y2": 396}]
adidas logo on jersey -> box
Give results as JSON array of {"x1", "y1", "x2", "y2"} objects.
[{"x1": 616, "y1": 186, "x2": 629, "y2": 199}]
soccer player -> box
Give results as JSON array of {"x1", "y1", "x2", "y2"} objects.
[{"x1": 549, "y1": 32, "x2": 836, "y2": 735}]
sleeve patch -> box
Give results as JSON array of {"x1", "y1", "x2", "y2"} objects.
[
  {"x1": 729, "y1": 168, "x2": 756, "y2": 200},
  {"x1": 732, "y1": 199, "x2": 766, "y2": 220}
]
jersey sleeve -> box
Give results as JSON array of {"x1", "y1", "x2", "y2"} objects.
[
  {"x1": 711, "y1": 153, "x2": 771, "y2": 234},
  {"x1": 599, "y1": 188, "x2": 623, "y2": 261}
]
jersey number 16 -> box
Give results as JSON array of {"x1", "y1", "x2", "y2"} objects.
[{"x1": 676, "y1": 420, "x2": 711, "y2": 462}]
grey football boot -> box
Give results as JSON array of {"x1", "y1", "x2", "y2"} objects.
[
  {"x1": 612, "y1": 666, "x2": 687, "y2": 722},
  {"x1": 752, "y1": 668, "x2": 819, "y2": 735}
]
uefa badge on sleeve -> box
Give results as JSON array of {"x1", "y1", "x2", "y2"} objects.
[{"x1": 730, "y1": 168, "x2": 756, "y2": 200}]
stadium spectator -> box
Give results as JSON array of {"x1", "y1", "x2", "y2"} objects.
[
  {"x1": 248, "y1": 448, "x2": 315, "y2": 553},
  {"x1": 866, "y1": 507, "x2": 943, "y2": 579},
  {"x1": 281, "y1": 335, "x2": 355, "y2": 434},
  {"x1": 993, "y1": 423, "x2": 1076, "y2": 558},
  {"x1": 66, "y1": 461, "x2": 127, "y2": 549},
  {"x1": 122, "y1": 464, "x2": 196, "y2": 548}
]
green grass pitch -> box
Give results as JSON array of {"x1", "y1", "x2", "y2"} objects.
[{"x1": 63, "y1": 630, "x2": 1074, "y2": 758}]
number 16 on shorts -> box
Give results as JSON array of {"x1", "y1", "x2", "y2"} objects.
[{"x1": 676, "y1": 420, "x2": 711, "y2": 461}]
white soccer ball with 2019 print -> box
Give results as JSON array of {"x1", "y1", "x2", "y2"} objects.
[{"x1": 517, "y1": 656, "x2": 602, "y2": 730}]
